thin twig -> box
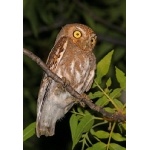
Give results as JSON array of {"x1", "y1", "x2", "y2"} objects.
[
  {"x1": 107, "y1": 122, "x2": 116, "y2": 150},
  {"x1": 23, "y1": 48, "x2": 126, "y2": 122}
]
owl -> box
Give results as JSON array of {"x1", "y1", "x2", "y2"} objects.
[{"x1": 36, "y1": 23, "x2": 97, "y2": 137}]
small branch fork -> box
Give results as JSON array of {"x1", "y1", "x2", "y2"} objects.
[{"x1": 23, "y1": 48, "x2": 126, "y2": 122}]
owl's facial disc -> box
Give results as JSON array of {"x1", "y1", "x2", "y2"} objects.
[
  {"x1": 73, "y1": 26, "x2": 97, "y2": 50},
  {"x1": 56, "y1": 24, "x2": 97, "y2": 51}
]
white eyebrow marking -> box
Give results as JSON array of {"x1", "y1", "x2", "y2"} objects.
[
  {"x1": 63, "y1": 40, "x2": 68, "y2": 50},
  {"x1": 76, "y1": 27, "x2": 86, "y2": 35}
]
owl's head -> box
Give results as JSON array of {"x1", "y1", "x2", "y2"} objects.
[{"x1": 55, "y1": 23, "x2": 97, "y2": 51}]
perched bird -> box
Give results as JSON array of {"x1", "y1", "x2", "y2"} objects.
[{"x1": 36, "y1": 23, "x2": 97, "y2": 137}]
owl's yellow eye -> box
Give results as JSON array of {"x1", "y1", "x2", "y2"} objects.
[{"x1": 73, "y1": 30, "x2": 82, "y2": 38}]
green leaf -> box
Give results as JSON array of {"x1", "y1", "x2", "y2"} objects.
[
  {"x1": 109, "y1": 143, "x2": 126, "y2": 150},
  {"x1": 106, "y1": 78, "x2": 112, "y2": 87},
  {"x1": 86, "y1": 142, "x2": 106, "y2": 150},
  {"x1": 113, "y1": 99, "x2": 124, "y2": 110},
  {"x1": 95, "y1": 96, "x2": 109, "y2": 107},
  {"x1": 111, "y1": 133, "x2": 126, "y2": 141},
  {"x1": 91, "y1": 130, "x2": 109, "y2": 139},
  {"x1": 84, "y1": 110, "x2": 91, "y2": 115},
  {"x1": 118, "y1": 122, "x2": 126, "y2": 133},
  {"x1": 70, "y1": 114, "x2": 78, "y2": 141},
  {"x1": 104, "y1": 107, "x2": 115, "y2": 113},
  {"x1": 110, "y1": 88, "x2": 122, "y2": 99},
  {"x1": 121, "y1": 123, "x2": 126, "y2": 130},
  {"x1": 72, "y1": 115, "x2": 94, "y2": 150},
  {"x1": 77, "y1": 107, "x2": 84, "y2": 114},
  {"x1": 96, "y1": 50, "x2": 114, "y2": 84},
  {"x1": 23, "y1": 122, "x2": 35, "y2": 141},
  {"x1": 115, "y1": 67, "x2": 126, "y2": 90},
  {"x1": 118, "y1": 123, "x2": 123, "y2": 133},
  {"x1": 88, "y1": 91, "x2": 103, "y2": 99}
]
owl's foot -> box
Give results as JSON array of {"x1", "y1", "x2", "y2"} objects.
[
  {"x1": 78, "y1": 93, "x2": 93, "y2": 107},
  {"x1": 77, "y1": 93, "x2": 87, "y2": 107},
  {"x1": 62, "y1": 77, "x2": 70, "y2": 88}
]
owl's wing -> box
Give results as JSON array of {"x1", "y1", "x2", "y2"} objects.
[
  {"x1": 37, "y1": 37, "x2": 68, "y2": 116},
  {"x1": 46, "y1": 37, "x2": 68, "y2": 70},
  {"x1": 85, "y1": 53, "x2": 96, "y2": 92},
  {"x1": 36, "y1": 75, "x2": 50, "y2": 116}
]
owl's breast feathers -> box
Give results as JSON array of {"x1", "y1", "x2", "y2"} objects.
[{"x1": 54, "y1": 37, "x2": 96, "y2": 93}]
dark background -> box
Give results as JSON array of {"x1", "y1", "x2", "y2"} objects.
[{"x1": 23, "y1": 0, "x2": 126, "y2": 149}]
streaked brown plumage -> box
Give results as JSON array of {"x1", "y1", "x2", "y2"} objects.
[{"x1": 36, "y1": 23, "x2": 97, "y2": 137}]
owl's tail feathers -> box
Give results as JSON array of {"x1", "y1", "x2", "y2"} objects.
[{"x1": 36, "y1": 121, "x2": 55, "y2": 138}]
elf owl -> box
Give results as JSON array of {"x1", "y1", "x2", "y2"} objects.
[{"x1": 36, "y1": 23, "x2": 97, "y2": 137}]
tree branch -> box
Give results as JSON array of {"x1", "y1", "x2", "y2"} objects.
[{"x1": 23, "y1": 48, "x2": 126, "y2": 122}]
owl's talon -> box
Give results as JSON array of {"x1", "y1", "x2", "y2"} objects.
[
  {"x1": 80, "y1": 93, "x2": 90, "y2": 101},
  {"x1": 62, "y1": 77, "x2": 70, "y2": 88},
  {"x1": 73, "y1": 98, "x2": 85, "y2": 107},
  {"x1": 79, "y1": 101, "x2": 86, "y2": 107},
  {"x1": 78, "y1": 93, "x2": 92, "y2": 107}
]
